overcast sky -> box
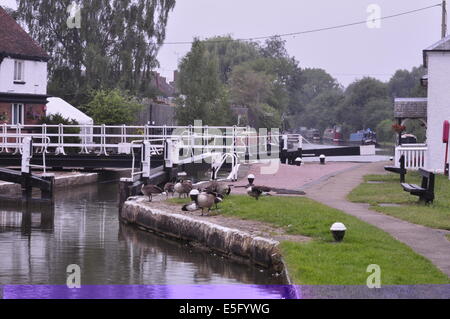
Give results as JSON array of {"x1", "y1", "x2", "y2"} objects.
[{"x1": 1, "y1": 0, "x2": 445, "y2": 87}]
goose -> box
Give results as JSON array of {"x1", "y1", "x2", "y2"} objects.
[
  {"x1": 182, "y1": 189, "x2": 200, "y2": 212},
  {"x1": 235, "y1": 174, "x2": 257, "y2": 189},
  {"x1": 141, "y1": 184, "x2": 164, "y2": 202},
  {"x1": 163, "y1": 182, "x2": 175, "y2": 198},
  {"x1": 203, "y1": 181, "x2": 232, "y2": 197},
  {"x1": 247, "y1": 186, "x2": 272, "y2": 200},
  {"x1": 197, "y1": 192, "x2": 223, "y2": 216},
  {"x1": 174, "y1": 180, "x2": 193, "y2": 198}
]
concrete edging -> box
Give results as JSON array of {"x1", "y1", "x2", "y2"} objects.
[{"x1": 121, "y1": 200, "x2": 285, "y2": 272}]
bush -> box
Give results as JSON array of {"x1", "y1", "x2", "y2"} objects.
[
  {"x1": 82, "y1": 89, "x2": 143, "y2": 125},
  {"x1": 41, "y1": 113, "x2": 81, "y2": 153}
]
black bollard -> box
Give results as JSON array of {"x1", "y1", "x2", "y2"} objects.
[
  {"x1": 320, "y1": 154, "x2": 326, "y2": 165},
  {"x1": 248, "y1": 174, "x2": 255, "y2": 186}
]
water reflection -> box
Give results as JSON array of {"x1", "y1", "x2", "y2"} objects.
[
  {"x1": 0, "y1": 180, "x2": 287, "y2": 298},
  {"x1": 0, "y1": 201, "x2": 54, "y2": 235}
]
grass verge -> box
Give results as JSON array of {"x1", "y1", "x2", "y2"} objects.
[
  {"x1": 348, "y1": 172, "x2": 450, "y2": 230},
  {"x1": 168, "y1": 195, "x2": 449, "y2": 285}
]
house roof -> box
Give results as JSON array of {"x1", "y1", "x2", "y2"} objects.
[
  {"x1": 423, "y1": 35, "x2": 450, "y2": 67},
  {"x1": 0, "y1": 6, "x2": 49, "y2": 61},
  {"x1": 394, "y1": 98, "x2": 428, "y2": 119}
]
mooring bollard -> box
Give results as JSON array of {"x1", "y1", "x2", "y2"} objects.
[
  {"x1": 330, "y1": 222, "x2": 347, "y2": 242},
  {"x1": 320, "y1": 154, "x2": 326, "y2": 165}
]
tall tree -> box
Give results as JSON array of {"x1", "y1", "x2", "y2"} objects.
[
  {"x1": 175, "y1": 40, "x2": 233, "y2": 126},
  {"x1": 337, "y1": 77, "x2": 391, "y2": 133},
  {"x1": 388, "y1": 66, "x2": 427, "y2": 99},
  {"x1": 203, "y1": 36, "x2": 260, "y2": 83},
  {"x1": 17, "y1": 0, "x2": 176, "y2": 103}
]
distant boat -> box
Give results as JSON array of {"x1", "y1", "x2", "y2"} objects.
[
  {"x1": 349, "y1": 129, "x2": 377, "y2": 145},
  {"x1": 303, "y1": 128, "x2": 320, "y2": 141},
  {"x1": 400, "y1": 134, "x2": 417, "y2": 144},
  {"x1": 323, "y1": 126, "x2": 343, "y2": 143}
]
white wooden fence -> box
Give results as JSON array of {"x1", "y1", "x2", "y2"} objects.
[{"x1": 395, "y1": 144, "x2": 428, "y2": 170}]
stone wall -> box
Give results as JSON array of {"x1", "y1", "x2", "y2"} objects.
[{"x1": 121, "y1": 199, "x2": 284, "y2": 272}]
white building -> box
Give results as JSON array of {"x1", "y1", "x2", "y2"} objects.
[
  {"x1": 395, "y1": 35, "x2": 450, "y2": 173},
  {"x1": 423, "y1": 36, "x2": 450, "y2": 173},
  {"x1": 0, "y1": 6, "x2": 49, "y2": 126}
]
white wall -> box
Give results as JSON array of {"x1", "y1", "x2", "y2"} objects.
[
  {"x1": 426, "y1": 52, "x2": 450, "y2": 173},
  {"x1": 0, "y1": 57, "x2": 47, "y2": 95}
]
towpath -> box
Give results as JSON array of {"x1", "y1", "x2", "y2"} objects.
[{"x1": 304, "y1": 161, "x2": 450, "y2": 277}]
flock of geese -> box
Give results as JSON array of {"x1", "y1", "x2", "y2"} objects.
[{"x1": 140, "y1": 173, "x2": 273, "y2": 216}]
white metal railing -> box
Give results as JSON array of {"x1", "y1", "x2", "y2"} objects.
[
  {"x1": 0, "y1": 124, "x2": 291, "y2": 157},
  {"x1": 395, "y1": 145, "x2": 428, "y2": 170}
]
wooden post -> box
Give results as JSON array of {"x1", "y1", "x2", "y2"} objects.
[
  {"x1": 119, "y1": 178, "x2": 134, "y2": 219},
  {"x1": 41, "y1": 174, "x2": 55, "y2": 203},
  {"x1": 442, "y1": 0, "x2": 447, "y2": 39},
  {"x1": 21, "y1": 172, "x2": 32, "y2": 202}
]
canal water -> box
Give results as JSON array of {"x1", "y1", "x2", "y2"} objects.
[{"x1": 0, "y1": 179, "x2": 288, "y2": 299}]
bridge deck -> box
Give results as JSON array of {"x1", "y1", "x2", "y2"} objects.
[
  {"x1": 0, "y1": 167, "x2": 51, "y2": 191},
  {"x1": 0, "y1": 153, "x2": 164, "y2": 169}
]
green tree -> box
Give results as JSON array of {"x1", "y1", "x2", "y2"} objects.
[
  {"x1": 82, "y1": 89, "x2": 142, "y2": 125},
  {"x1": 175, "y1": 40, "x2": 234, "y2": 125},
  {"x1": 203, "y1": 36, "x2": 260, "y2": 83},
  {"x1": 229, "y1": 63, "x2": 274, "y2": 107},
  {"x1": 388, "y1": 66, "x2": 427, "y2": 99},
  {"x1": 249, "y1": 104, "x2": 281, "y2": 129},
  {"x1": 18, "y1": 0, "x2": 176, "y2": 101},
  {"x1": 299, "y1": 90, "x2": 345, "y2": 133},
  {"x1": 338, "y1": 77, "x2": 391, "y2": 133},
  {"x1": 376, "y1": 119, "x2": 395, "y2": 143}
]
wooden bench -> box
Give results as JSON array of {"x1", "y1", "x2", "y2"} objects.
[
  {"x1": 401, "y1": 168, "x2": 435, "y2": 204},
  {"x1": 384, "y1": 155, "x2": 406, "y2": 183}
]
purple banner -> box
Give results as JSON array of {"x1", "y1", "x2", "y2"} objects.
[{"x1": 1, "y1": 284, "x2": 449, "y2": 299}]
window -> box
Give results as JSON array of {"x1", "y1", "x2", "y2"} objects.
[
  {"x1": 14, "y1": 60, "x2": 24, "y2": 82},
  {"x1": 11, "y1": 104, "x2": 24, "y2": 125}
]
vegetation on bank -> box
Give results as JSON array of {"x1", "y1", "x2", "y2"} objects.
[
  {"x1": 169, "y1": 195, "x2": 449, "y2": 285},
  {"x1": 348, "y1": 173, "x2": 450, "y2": 230}
]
